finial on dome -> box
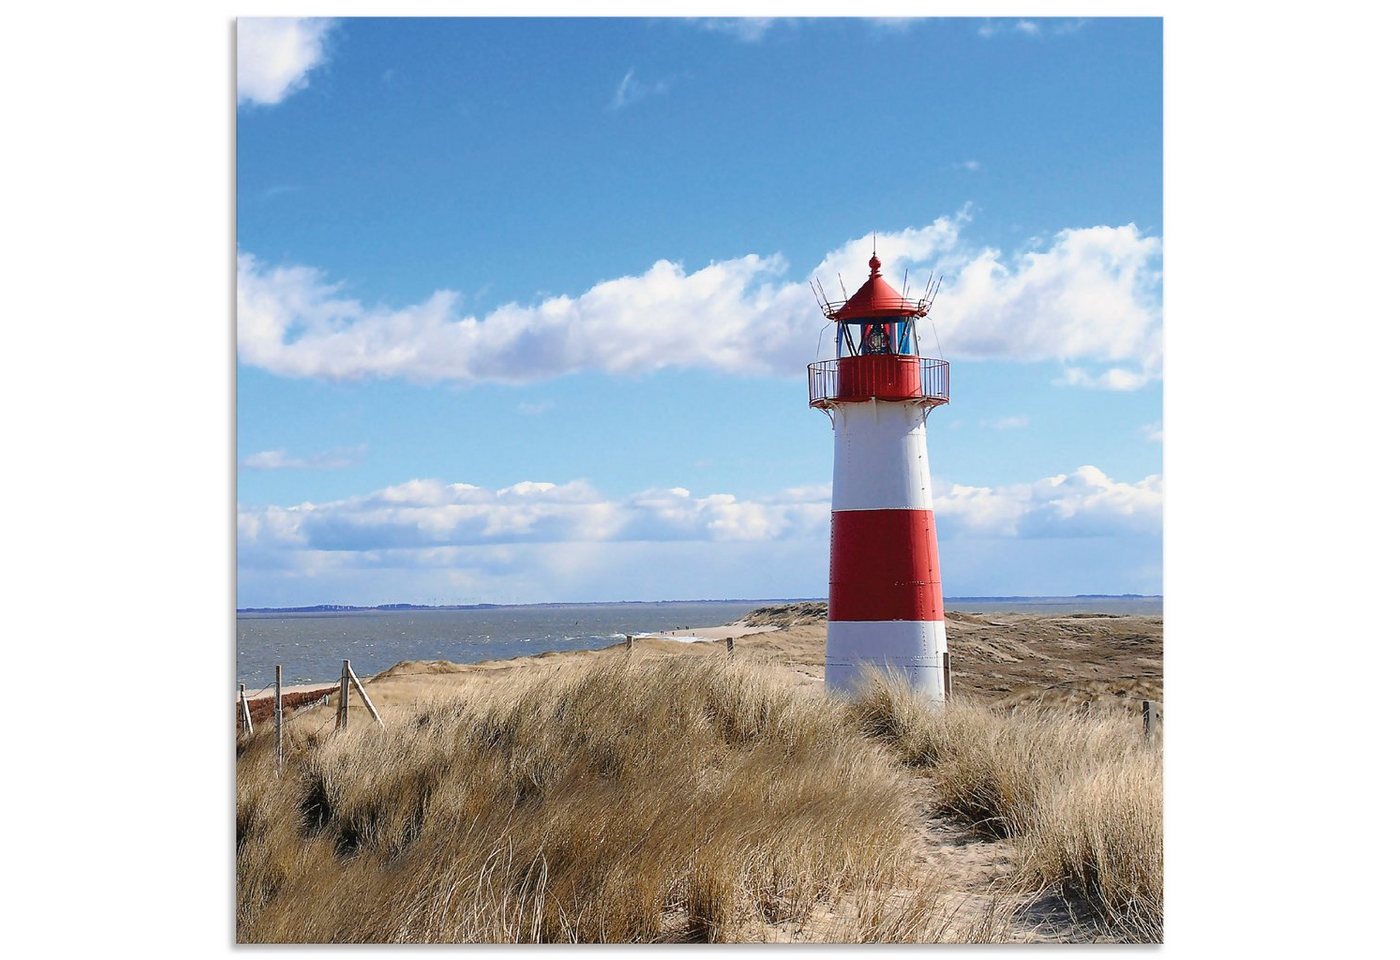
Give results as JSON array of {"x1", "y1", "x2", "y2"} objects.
[{"x1": 869, "y1": 253, "x2": 882, "y2": 275}]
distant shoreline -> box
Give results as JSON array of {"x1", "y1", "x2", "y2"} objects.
[{"x1": 236, "y1": 595, "x2": 1162, "y2": 615}]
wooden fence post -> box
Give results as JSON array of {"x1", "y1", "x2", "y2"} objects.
[
  {"x1": 238, "y1": 682, "x2": 253, "y2": 737},
  {"x1": 338, "y1": 659, "x2": 350, "y2": 730},
  {"x1": 942, "y1": 651, "x2": 951, "y2": 699},
  {"x1": 274, "y1": 665, "x2": 284, "y2": 774},
  {"x1": 726, "y1": 637, "x2": 734, "y2": 656},
  {"x1": 346, "y1": 661, "x2": 385, "y2": 728},
  {"x1": 1143, "y1": 700, "x2": 1162, "y2": 742},
  {"x1": 625, "y1": 635, "x2": 634, "y2": 653}
]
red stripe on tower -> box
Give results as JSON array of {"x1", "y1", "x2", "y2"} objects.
[{"x1": 829, "y1": 509, "x2": 943, "y2": 622}]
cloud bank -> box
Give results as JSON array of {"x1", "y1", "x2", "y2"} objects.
[
  {"x1": 240, "y1": 445, "x2": 365, "y2": 470},
  {"x1": 237, "y1": 18, "x2": 333, "y2": 106},
  {"x1": 237, "y1": 468, "x2": 1161, "y2": 606},
  {"x1": 239, "y1": 467, "x2": 1160, "y2": 557},
  {"x1": 238, "y1": 218, "x2": 1161, "y2": 387},
  {"x1": 239, "y1": 479, "x2": 832, "y2": 556}
]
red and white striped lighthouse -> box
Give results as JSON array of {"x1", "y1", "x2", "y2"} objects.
[{"x1": 809, "y1": 252, "x2": 951, "y2": 702}]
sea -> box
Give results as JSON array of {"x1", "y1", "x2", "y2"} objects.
[{"x1": 235, "y1": 596, "x2": 1163, "y2": 690}]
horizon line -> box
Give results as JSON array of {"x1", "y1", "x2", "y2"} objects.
[{"x1": 237, "y1": 594, "x2": 1164, "y2": 614}]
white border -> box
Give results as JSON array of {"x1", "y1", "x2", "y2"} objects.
[{"x1": 8, "y1": 4, "x2": 1392, "y2": 955}]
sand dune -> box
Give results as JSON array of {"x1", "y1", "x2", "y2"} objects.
[
  {"x1": 258, "y1": 608, "x2": 1161, "y2": 725},
  {"x1": 244, "y1": 605, "x2": 1162, "y2": 942}
]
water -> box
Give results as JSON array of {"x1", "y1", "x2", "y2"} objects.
[
  {"x1": 236, "y1": 596, "x2": 1162, "y2": 690},
  {"x1": 235, "y1": 601, "x2": 770, "y2": 689},
  {"x1": 946, "y1": 596, "x2": 1163, "y2": 617}
]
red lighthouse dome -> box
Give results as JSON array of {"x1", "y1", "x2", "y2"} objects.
[{"x1": 831, "y1": 255, "x2": 922, "y2": 320}]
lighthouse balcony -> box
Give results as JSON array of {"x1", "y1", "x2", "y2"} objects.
[{"x1": 808, "y1": 356, "x2": 950, "y2": 409}]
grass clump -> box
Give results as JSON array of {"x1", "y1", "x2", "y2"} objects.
[
  {"x1": 236, "y1": 655, "x2": 912, "y2": 943},
  {"x1": 1019, "y1": 749, "x2": 1163, "y2": 940},
  {"x1": 850, "y1": 668, "x2": 1163, "y2": 941}
]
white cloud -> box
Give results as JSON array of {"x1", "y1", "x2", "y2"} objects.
[
  {"x1": 237, "y1": 216, "x2": 1161, "y2": 388},
  {"x1": 237, "y1": 18, "x2": 333, "y2": 107},
  {"x1": 237, "y1": 478, "x2": 830, "y2": 556},
  {"x1": 934, "y1": 225, "x2": 1162, "y2": 377},
  {"x1": 1056, "y1": 366, "x2": 1157, "y2": 391},
  {"x1": 691, "y1": 17, "x2": 921, "y2": 42},
  {"x1": 978, "y1": 18, "x2": 1086, "y2": 39},
  {"x1": 239, "y1": 467, "x2": 1157, "y2": 558},
  {"x1": 811, "y1": 216, "x2": 966, "y2": 291},
  {"x1": 237, "y1": 468, "x2": 1160, "y2": 605},
  {"x1": 1141, "y1": 421, "x2": 1164, "y2": 443},
  {"x1": 608, "y1": 68, "x2": 671, "y2": 110},
  {"x1": 957, "y1": 159, "x2": 982, "y2": 172},
  {"x1": 240, "y1": 444, "x2": 365, "y2": 470},
  {"x1": 693, "y1": 18, "x2": 778, "y2": 43},
  {"x1": 869, "y1": 18, "x2": 919, "y2": 33},
  {"x1": 932, "y1": 466, "x2": 1162, "y2": 539},
  {"x1": 985, "y1": 416, "x2": 1030, "y2": 430}
]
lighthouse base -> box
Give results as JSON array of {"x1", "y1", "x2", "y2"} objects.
[{"x1": 825, "y1": 619, "x2": 948, "y2": 702}]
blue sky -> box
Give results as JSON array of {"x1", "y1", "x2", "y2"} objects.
[{"x1": 236, "y1": 16, "x2": 1163, "y2": 607}]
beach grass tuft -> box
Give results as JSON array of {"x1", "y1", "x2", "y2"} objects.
[
  {"x1": 848, "y1": 667, "x2": 1163, "y2": 941},
  {"x1": 236, "y1": 655, "x2": 914, "y2": 943}
]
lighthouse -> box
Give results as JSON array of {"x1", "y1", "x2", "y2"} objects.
[{"x1": 809, "y1": 252, "x2": 951, "y2": 702}]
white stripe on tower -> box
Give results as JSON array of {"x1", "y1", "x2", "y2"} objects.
[
  {"x1": 827, "y1": 400, "x2": 947, "y2": 701},
  {"x1": 831, "y1": 399, "x2": 934, "y2": 511},
  {"x1": 826, "y1": 621, "x2": 948, "y2": 697}
]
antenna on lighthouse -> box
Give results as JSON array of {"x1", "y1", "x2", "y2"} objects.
[
  {"x1": 837, "y1": 273, "x2": 849, "y2": 300},
  {"x1": 925, "y1": 275, "x2": 946, "y2": 360},
  {"x1": 813, "y1": 319, "x2": 835, "y2": 361}
]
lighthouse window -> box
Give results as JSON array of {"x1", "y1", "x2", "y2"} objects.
[
  {"x1": 839, "y1": 321, "x2": 922, "y2": 356},
  {"x1": 861, "y1": 322, "x2": 893, "y2": 355},
  {"x1": 838, "y1": 324, "x2": 859, "y2": 357}
]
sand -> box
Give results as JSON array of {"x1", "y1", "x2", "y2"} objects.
[{"x1": 646, "y1": 623, "x2": 779, "y2": 643}]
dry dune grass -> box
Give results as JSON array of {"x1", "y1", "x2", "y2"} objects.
[
  {"x1": 1019, "y1": 748, "x2": 1162, "y2": 939},
  {"x1": 236, "y1": 655, "x2": 916, "y2": 943},
  {"x1": 237, "y1": 636, "x2": 1163, "y2": 943},
  {"x1": 849, "y1": 667, "x2": 1162, "y2": 941}
]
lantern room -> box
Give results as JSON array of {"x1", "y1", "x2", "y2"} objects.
[
  {"x1": 808, "y1": 253, "x2": 950, "y2": 409},
  {"x1": 830, "y1": 255, "x2": 923, "y2": 358}
]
